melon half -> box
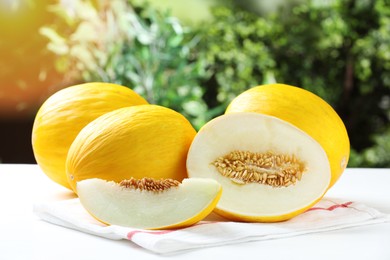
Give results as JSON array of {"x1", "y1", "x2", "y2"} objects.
[
  {"x1": 186, "y1": 113, "x2": 331, "y2": 222},
  {"x1": 226, "y1": 84, "x2": 350, "y2": 188},
  {"x1": 77, "y1": 178, "x2": 222, "y2": 229}
]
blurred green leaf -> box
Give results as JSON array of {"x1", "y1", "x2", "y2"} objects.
[
  {"x1": 71, "y1": 22, "x2": 99, "y2": 42},
  {"x1": 195, "y1": 0, "x2": 390, "y2": 167}
]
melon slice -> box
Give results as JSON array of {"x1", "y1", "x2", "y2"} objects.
[
  {"x1": 186, "y1": 112, "x2": 331, "y2": 222},
  {"x1": 76, "y1": 178, "x2": 222, "y2": 229}
]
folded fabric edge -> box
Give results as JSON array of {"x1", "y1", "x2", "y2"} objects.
[{"x1": 33, "y1": 203, "x2": 126, "y2": 240}]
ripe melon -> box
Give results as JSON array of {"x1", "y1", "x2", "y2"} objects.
[
  {"x1": 32, "y1": 82, "x2": 148, "y2": 190},
  {"x1": 77, "y1": 177, "x2": 222, "y2": 229},
  {"x1": 187, "y1": 84, "x2": 350, "y2": 222},
  {"x1": 66, "y1": 105, "x2": 197, "y2": 192},
  {"x1": 226, "y1": 84, "x2": 350, "y2": 187}
]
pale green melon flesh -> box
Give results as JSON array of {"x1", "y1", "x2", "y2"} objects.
[
  {"x1": 77, "y1": 178, "x2": 221, "y2": 229},
  {"x1": 186, "y1": 113, "x2": 331, "y2": 218}
]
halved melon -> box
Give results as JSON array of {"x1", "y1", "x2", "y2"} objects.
[
  {"x1": 226, "y1": 84, "x2": 350, "y2": 188},
  {"x1": 186, "y1": 113, "x2": 331, "y2": 222},
  {"x1": 77, "y1": 178, "x2": 222, "y2": 229}
]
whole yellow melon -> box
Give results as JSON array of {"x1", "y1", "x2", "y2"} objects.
[
  {"x1": 66, "y1": 105, "x2": 197, "y2": 192},
  {"x1": 32, "y1": 82, "x2": 148, "y2": 190}
]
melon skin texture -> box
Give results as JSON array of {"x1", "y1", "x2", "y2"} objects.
[
  {"x1": 66, "y1": 105, "x2": 197, "y2": 192},
  {"x1": 77, "y1": 178, "x2": 222, "y2": 229},
  {"x1": 226, "y1": 84, "x2": 350, "y2": 188},
  {"x1": 32, "y1": 82, "x2": 148, "y2": 190},
  {"x1": 186, "y1": 113, "x2": 331, "y2": 222}
]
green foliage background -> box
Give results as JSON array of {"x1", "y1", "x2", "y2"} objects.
[{"x1": 41, "y1": 0, "x2": 390, "y2": 167}]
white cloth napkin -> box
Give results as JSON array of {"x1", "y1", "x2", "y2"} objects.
[{"x1": 33, "y1": 198, "x2": 390, "y2": 254}]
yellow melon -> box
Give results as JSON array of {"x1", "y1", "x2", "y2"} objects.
[
  {"x1": 187, "y1": 84, "x2": 350, "y2": 222},
  {"x1": 66, "y1": 105, "x2": 197, "y2": 192},
  {"x1": 226, "y1": 84, "x2": 350, "y2": 187},
  {"x1": 32, "y1": 82, "x2": 148, "y2": 190}
]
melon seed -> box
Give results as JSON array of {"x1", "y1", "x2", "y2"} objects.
[
  {"x1": 212, "y1": 150, "x2": 306, "y2": 188},
  {"x1": 119, "y1": 177, "x2": 180, "y2": 192}
]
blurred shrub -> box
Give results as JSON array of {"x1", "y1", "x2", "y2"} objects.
[
  {"x1": 104, "y1": 6, "x2": 210, "y2": 128},
  {"x1": 40, "y1": 0, "x2": 209, "y2": 129},
  {"x1": 42, "y1": 0, "x2": 390, "y2": 167},
  {"x1": 195, "y1": 3, "x2": 277, "y2": 111},
  {"x1": 196, "y1": 0, "x2": 390, "y2": 167},
  {"x1": 267, "y1": 0, "x2": 390, "y2": 155}
]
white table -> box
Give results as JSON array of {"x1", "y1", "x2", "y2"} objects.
[{"x1": 1, "y1": 164, "x2": 389, "y2": 260}]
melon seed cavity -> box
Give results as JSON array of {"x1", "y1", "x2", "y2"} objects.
[
  {"x1": 212, "y1": 151, "x2": 306, "y2": 188},
  {"x1": 119, "y1": 177, "x2": 180, "y2": 192}
]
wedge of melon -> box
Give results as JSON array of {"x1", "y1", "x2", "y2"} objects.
[
  {"x1": 76, "y1": 178, "x2": 222, "y2": 229},
  {"x1": 186, "y1": 112, "x2": 331, "y2": 222}
]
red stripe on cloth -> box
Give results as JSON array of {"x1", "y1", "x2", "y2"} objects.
[
  {"x1": 127, "y1": 230, "x2": 175, "y2": 240},
  {"x1": 307, "y1": 201, "x2": 353, "y2": 212}
]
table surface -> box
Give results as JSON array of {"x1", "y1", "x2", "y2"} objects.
[{"x1": 1, "y1": 164, "x2": 389, "y2": 260}]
